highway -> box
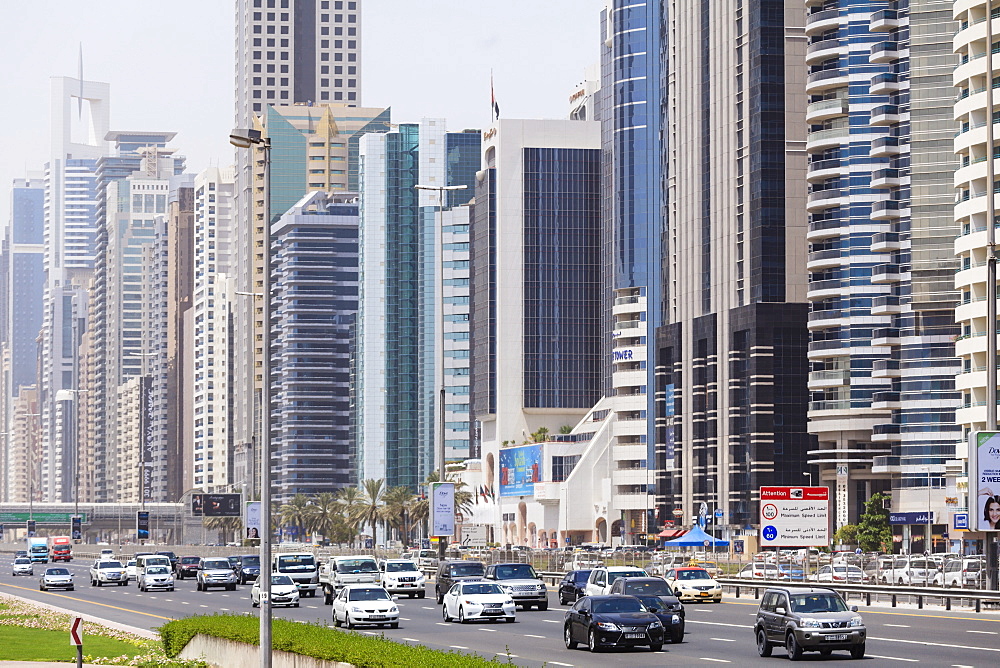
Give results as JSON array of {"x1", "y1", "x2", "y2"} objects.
[{"x1": 3, "y1": 559, "x2": 1000, "y2": 666}]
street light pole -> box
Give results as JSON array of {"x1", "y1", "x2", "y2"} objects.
[
  {"x1": 56, "y1": 389, "x2": 88, "y2": 540},
  {"x1": 414, "y1": 182, "x2": 468, "y2": 561},
  {"x1": 231, "y1": 128, "x2": 272, "y2": 668}
]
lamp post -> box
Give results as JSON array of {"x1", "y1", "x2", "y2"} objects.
[
  {"x1": 803, "y1": 471, "x2": 813, "y2": 486},
  {"x1": 414, "y1": 183, "x2": 467, "y2": 561},
  {"x1": 230, "y1": 127, "x2": 272, "y2": 668},
  {"x1": 55, "y1": 389, "x2": 88, "y2": 540},
  {"x1": 922, "y1": 466, "x2": 932, "y2": 554}
]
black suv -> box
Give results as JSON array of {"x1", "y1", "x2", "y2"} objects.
[
  {"x1": 558, "y1": 569, "x2": 592, "y2": 605},
  {"x1": 233, "y1": 554, "x2": 261, "y2": 584},
  {"x1": 434, "y1": 560, "x2": 486, "y2": 603},
  {"x1": 754, "y1": 586, "x2": 866, "y2": 660},
  {"x1": 155, "y1": 551, "x2": 178, "y2": 568}
]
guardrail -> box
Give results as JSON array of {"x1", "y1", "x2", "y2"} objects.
[{"x1": 718, "y1": 577, "x2": 1000, "y2": 613}]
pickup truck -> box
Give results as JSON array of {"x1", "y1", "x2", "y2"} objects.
[{"x1": 319, "y1": 555, "x2": 379, "y2": 604}]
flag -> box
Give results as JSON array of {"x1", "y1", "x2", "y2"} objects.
[{"x1": 491, "y1": 71, "x2": 500, "y2": 121}]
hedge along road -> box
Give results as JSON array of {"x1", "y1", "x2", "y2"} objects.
[{"x1": 4, "y1": 560, "x2": 1000, "y2": 667}]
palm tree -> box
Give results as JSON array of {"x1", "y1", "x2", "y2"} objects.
[
  {"x1": 382, "y1": 485, "x2": 418, "y2": 545},
  {"x1": 278, "y1": 494, "x2": 313, "y2": 541},
  {"x1": 336, "y1": 486, "x2": 364, "y2": 547},
  {"x1": 204, "y1": 516, "x2": 243, "y2": 543},
  {"x1": 306, "y1": 492, "x2": 340, "y2": 542},
  {"x1": 350, "y1": 479, "x2": 387, "y2": 546}
]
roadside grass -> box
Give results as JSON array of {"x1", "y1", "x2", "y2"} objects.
[
  {"x1": 160, "y1": 613, "x2": 520, "y2": 667},
  {"x1": 0, "y1": 624, "x2": 143, "y2": 662}
]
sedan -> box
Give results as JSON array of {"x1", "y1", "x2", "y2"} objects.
[
  {"x1": 737, "y1": 563, "x2": 789, "y2": 580},
  {"x1": 139, "y1": 565, "x2": 175, "y2": 592},
  {"x1": 813, "y1": 564, "x2": 864, "y2": 584},
  {"x1": 12, "y1": 558, "x2": 34, "y2": 576},
  {"x1": 663, "y1": 567, "x2": 723, "y2": 603},
  {"x1": 39, "y1": 567, "x2": 75, "y2": 591},
  {"x1": 332, "y1": 585, "x2": 399, "y2": 629},
  {"x1": 558, "y1": 569, "x2": 592, "y2": 605},
  {"x1": 564, "y1": 595, "x2": 664, "y2": 653},
  {"x1": 442, "y1": 581, "x2": 516, "y2": 624},
  {"x1": 252, "y1": 575, "x2": 300, "y2": 608}
]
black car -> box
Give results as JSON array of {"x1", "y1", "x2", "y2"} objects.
[
  {"x1": 558, "y1": 569, "x2": 593, "y2": 605},
  {"x1": 564, "y1": 595, "x2": 665, "y2": 653},
  {"x1": 156, "y1": 551, "x2": 178, "y2": 567},
  {"x1": 608, "y1": 577, "x2": 684, "y2": 643},
  {"x1": 15, "y1": 550, "x2": 28, "y2": 559},
  {"x1": 226, "y1": 555, "x2": 241, "y2": 570},
  {"x1": 434, "y1": 560, "x2": 486, "y2": 603},
  {"x1": 234, "y1": 554, "x2": 261, "y2": 584}
]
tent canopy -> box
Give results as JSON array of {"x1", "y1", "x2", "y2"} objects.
[{"x1": 661, "y1": 525, "x2": 729, "y2": 547}]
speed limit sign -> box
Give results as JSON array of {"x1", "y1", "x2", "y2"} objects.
[{"x1": 762, "y1": 503, "x2": 779, "y2": 521}]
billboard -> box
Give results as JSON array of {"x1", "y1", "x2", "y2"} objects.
[
  {"x1": 26, "y1": 520, "x2": 36, "y2": 537},
  {"x1": 759, "y1": 486, "x2": 829, "y2": 547},
  {"x1": 245, "y1": 501, "x2": 261, "y2": 539},
  {"x1": 970, "y1": 431, "x2": 1000, "y2": 531},
  {"x1": 430, "y1": 482, "x2": 455, "y2": 537},
  {"x1": 192, "y1": 493, "x2": 242, "y2": 517},
  {"x1": 498, "y1": 444, "x2": 542, "y2": 497},
  {"x1": 136, "y1": 511, "x2": 149, "y2": 540},
  {"x1": 71, "y1": 515, "x2": 82, "y2": 541}
]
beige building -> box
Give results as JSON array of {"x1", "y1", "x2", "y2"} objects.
[
  {"x1": 115, "y1": 377, "x2": 142, "y2": 503},
  {"x1": 7, "y1": 388, "x2": 41, "y2": 502}
]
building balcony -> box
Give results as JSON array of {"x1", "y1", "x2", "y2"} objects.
[
  {"x1": 869, "y1": 72, "x2": 902, "y2": 95},
  {"x1": 870, "y1": 199, "x2": 907, "y2": 220},
  {"x1": 806, "y1": 248, "x2": 844, "y2": 270},
  {"x1": 807, "y1": 158, "x2": 844, "y2": 183},
  {"x1": 806, "y1": 125, "x2": 850, "y2": 151},
  {"x1": 806, "y1": 217, "x2": 846, "y2": 242},
  {"x1": 872, "y1": 358, "x2": 901, "y2": 378},
  {"x1": 614, "y1": 443, "x2": 650, "y2": 461},
  {"x1": 806, "y1": 98, "x2": 850, "y2": 124},
  {"x1": 871, "y1": 295, "x2": 904, "y2": 315},
  {"x1": 869, "y1": 41, "x2": 901, "y2": 64},
  {"x1": 871, "y1": 391, "x2": 902, "y2": 409},
  {"x1": 870, "y1": 9, "x2": 902, "y2": 32},
  {"x1": 870, "y1": 135, "x2": 906, "y2": 157},
  {"x1": 871, "y1": 327, "x2": 901, "y2": 347},
  {"x1": 870, "y1": 424, "x2": 901, "y2": 443},
  {"x1": 871, "y1": 231, "x2": 903, "y2": 253},
  {"x1": 871, "y1": 168, "x2": 906, "y2": 189},
  {"x1": 870, "y1": 104, "x2": 902, "y2": 126},
  {"x1": 808, "y1": 369, "x2": 850, "y2": 390},
  {"x1": 806, "y1": 38, "x2": 845, "y2": 65},
  {"x1": 871, "y1": 455, "x2": 902, "y2": 473},
  {"x1": 807, "y1": 188, "x2": 846, "y2": 212},
  {"x1": 805, "y1": 8, "x2": 841, "y2": 35},
  {"x1": 613, "y1": 467, "x2": 652, "y2": 487},
  {"x1": 808, "y1": 309, "x2": 845, "y2": 330},
  {"x1": 808, "y1": 278, "x2": 847, "y2": 301},
  {"x1": 806, "y1": 68, "x2": 849, "y2": 95},
  {"x1": 871, "y1": 263, "x2": 904, "y2": 284}
]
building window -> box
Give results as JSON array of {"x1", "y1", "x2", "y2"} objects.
[{"x1": 321, "y1": 92, "x2": 330, "y2": 100}]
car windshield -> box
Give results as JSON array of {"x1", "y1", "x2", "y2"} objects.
[
  {"x1": 677, "y1": 569, "x2": 711, "y2": 580},
  {"x1": 789, "y1": 593, "x2": 849, "y2": 613},
  {"x1": 14, "y1": 558, "x2": 30, "y2": 564},
  {"x1": 495, "y1": 564, "x2": 537, "y2": 579},
  {"x1": 637, "y1": 595, "x2": 669, "y2": 611},
  {"x1": 463, "y1": 583, "x2": 504, "y2": 595},
  {"x1": 157, "y1": 552, "x2": 176, "y2": 559},
  {"x1": 99, "y1": 562, "x2": 123, "y2": 569},
  {"x1": 573, "y1": 570, "x2": 592, "y2": 582},
  {"x1": 624, "y1": 580, "x2": 673, "y2": 596},
  {"x1": 203, "y1": 560, "x2": 231, "y2": 570},
  {"x1": 348, "y1": 588, "x2": 390, "y2": 602},
  {"x1": 278, "y1": 555, "x2": 316, "y2": 571},
  {"x1": 335, "y1": 559, "x2": 376, "y2": 574},
  {"x1": 450, "y1": 563, "x2": 485, "y2": 577},
  {"x1": 608, "y1": 570, "x2": 646, "y2": 583},
  {"x1": 47, "y1": 568, "x2": 70, "y2": 576},
  {"x1": 180, "y1": 557, "x2": 200, "y2": 564},
  {"x1": 146, "y1": 566, "x2": 169, "y2": 575},
  {"x1": 386, "y1": 561, "x2": 417, "y2": 573},
  {"x1": 593, "y1": 598, "x2": 644, "y2": 614},
  {"x1": 271, "y1": 575, "x2": 293, "y2": 585},
  {"x1": 126, "y1": 561, "x2": 137, "y2": 567},
  {"x1": 241, "y1": 556, "x2": 260, "y2": 567}
]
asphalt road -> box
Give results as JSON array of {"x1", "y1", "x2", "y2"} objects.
[{"x1": 3, "y1": 560, "x2": 1000, "y2": 667}]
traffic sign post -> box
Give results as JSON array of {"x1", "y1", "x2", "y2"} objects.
[{"x1": 70, "y1": 616, "x2": 83, "y2": 668}]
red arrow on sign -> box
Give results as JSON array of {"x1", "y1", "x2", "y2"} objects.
[{"x1": 70, "y1": 617, "x2": 83, "y2": 646}]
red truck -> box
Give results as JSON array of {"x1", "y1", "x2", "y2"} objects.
[{"x1": 50, "y1": 536, "x2": 72, "y2": 562}]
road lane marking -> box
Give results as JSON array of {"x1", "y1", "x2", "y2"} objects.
[
  {"x1": 450, "y1": 645, "x2": 468, "y2": 649},
  {"x1": 542, "y1": 619, "x2": 560, "y2": 623},
  {"x1": 524, "y1": 634, "x2": 546, "y2": 639},
  {"x1": 952, "y1": 665, "x2": 974, "y2": 667},
  {"x1": 700, "y1": 659, "x2": 730, "y2": 663},
  {"x1": 436, "y1": 622, "x2": 449, "y2": 626},
  {"x1": 868, "y1": 656, "x2": 918, "y2": 662},
  {"x1": 422, "y1": 606, "x2": 435, "y2": 610},
  {"x1": 884, "y1": 624, "x2": 911, "y2": 628},
  {"x1": 710, "y1": 637, "x2": 735, "y2": 642},
  {"x1": 967, "y1": 630, "x2": 997, "y2": 635},
  {"x1": 481, "y1": 628, "x2": 497, "y2": 632},
  {"x1": 199, "y1": 604, "x2": 208, "y2": 607},
  {"x1": 549, "y1": 663, "x2": 574, "y2": 667},
  {"x1": 402, "y1": 637, "x2": 419, "y2": 641},
  {"x1": 400, "y1": 617, "x2": 410, "y2": 620},
  {"x1": 0, "y1": 582, "x2": 173, "y2": 620}
]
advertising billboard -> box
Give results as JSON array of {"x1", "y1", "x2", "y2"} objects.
[
  {"x1": 759, "y1": 486, "x2": 829, "y2": 547},
  {"x1": 192, "y1": 493, "x2": 242, "y2": 517},
  {"x1": 136, "y1": 511, "x2": 149, "y2": 540},
  {"x1": 970, "y1": 431, "x2": 1000, "y2": 531},
  {"x1": 245, "y1": 502, "x2": 261, "y2": 539},
  {"x1": 498, "y1": 444, "x2": 542, "y2": 497},
  {"x1": 431, "y1": 482, "x2": 455, "y2": 537},
  {"x1": 71, "y1": 515, "x2": 82, "y2": 541}
]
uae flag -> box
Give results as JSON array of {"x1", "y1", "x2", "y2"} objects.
[{"x1": 491, "y1": 73, "x2": 500, "y2": 120}]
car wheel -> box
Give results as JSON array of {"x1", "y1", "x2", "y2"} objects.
[
  {"x1": 39, "y1": 584, "x2": 44, "y2": 591},
  {"x1": 96, "y1": 580, "x2": 102, "y2": 587},
  {"x1": 560, "y1": 595, "x2": 568, "y2": 605},
  {"x1": 820, "y1": 649, "x2": 832, "y2": 656},
  {"x1": 90, "y1": 579, "x2": 95, "y2": 587},
  {"x1": 120, "y1": 582, "x2": 126, "y2": 587},
  {"x1": 850, "y1": 643, "x2": 865, "y2": 660},
  {"x1": 345, "y1": 614, "x2": 355, "y2": 630},
  {"x1": 506, "y1": 616, "x2": 515, "y2": 623},
  {"x1": 649, "y1": 643, "x2": 662, "y2": 652},
  {"x1": 757, "y1": 628, "x2": 772, "y2": 657},
  {"x1": 293, "y1": 602, "x2": 300, "y2": 608},
  {"x1": 564, "y1": 625, "x2": 578, "y2": 649},
  {"x1": 196, "y1": 582, "x2": 203, "y2": 591},
  {"x1": 417, "y1": 590, "x2": 425, "y2": 599},
  {"x1": 436, "y1": 589, "x2": 444, "y2": 604},
  {"x1": 68, "y1": 587, "x2": 74, "y2": 591},
  {"x1": 458, "y1": 606, "x2": 467, "y2": 624},
  {"x1": 538, "y1": 601, "x2": 548, "y2": 611},
  {"x1": 390, "y1": 622, "x2": 399, "y2": 629},
  {"x1": 169, "y1": 587, "x2": 174, "y2": 592},
  {"x1": 333, "y1": 611, "x2": 341, "y2": 626},
  {"x1": 252, "y1": 598, "x2": 259, "y2": 608},
  {"x1": 442, "y1": 605, "x2": 451, "y2": 622},
  {"x1": 671, "y1": 627, "x2": 684, "y2": 644},
  {"x1": 785, "y1": 633, "x2": 803, "y2": 661},
  {"x1": 588, "y1": 628, "x2": 602, "y2": 653}
]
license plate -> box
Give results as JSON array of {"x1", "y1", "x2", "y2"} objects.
[
  {"x1": 369, "y1": 615, "x2": 387, "y2": 620},
  {"x1": 483, "y1": 610, "x2": 502, "y2": 615},
  {"x1": 625, "y1": 633, "x2": 646, "y2": 639},
  {"x1": 825, "y1": 634, "x2": 848, "y2": 641},
  {"x1": 699, "y1": 592, "x2": 710, "y2": 596}
]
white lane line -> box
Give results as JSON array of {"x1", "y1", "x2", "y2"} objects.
[
  {"x1": 542, "y1": 619, "x2": 560, "y2": 623},
  {"x1": 435, "y1": 622, "x2": 449, "y2": 626},
  {"x1": 967, "y1": 630, "x2": 998, "y2": 635},
  {"x1": 872, "y1": 637, "x2": 1000, "y2": 653},
  {"x1": 220, "y1": 608, "x2": 229, "y2": 611},
  {"x1": 868, "y1": 655, "x2": 918, "y2": 663},
  {"x1": 549, "y1": 663, "x2": 574, "y2": 667},
  {"x1": 953, "y1": 664, "x2": 974, "y2": 667},
  {"x1": 481, "y1": 628, "x2": 498, "y2": 633},
  {"x1": 450, "y1": 645, "x2": 468, "y2": 649},
  {"x1": 700, "y1": 659, "x2": 731, "y2": 664},
  {"x1": 686, "y1": 620, "x2": 749, "y2": 630},
  {"x1": 199, "y1": 604, "x2": 208, "y2": 608},
  {"x1": 884, "y1": 624, "x2": 911, "y2": 628},
  {"x1": 363, "y1": 631, "x2": 378, "y2": 636},
  {"x1": 709, "y1": 637, "x2": 735, "y2": 642},
  {"x1": 307, "y1": 605, "x2": 318, "y2": 609},
  {"x1": 402, "y1": 638, "x2": 420, "y2": 642},
  {"x1": 524, "y1": 634, "x2": 546, "y2": 639},
  {"x1": 400, "y1": 617, "x2": 410, "y2": 621},
  {"x1": 181, "y1": 601, "x2": 189, "y2": 605},
  {"x1": 164, "y1": 599, "x2": 173, "y2": 602},
  {"x1": 422, "y1": 606, "x2": 435, "y2": 610}
]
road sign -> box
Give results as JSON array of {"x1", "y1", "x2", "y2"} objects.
[
  {"x1": 70, "y1": 617, "x2": 83, "y2": 645},
  {"x1": 714, "y1": 509, "x2": 724, "y2": 519},
  {"x1": 759, "y1": 486, "x2": 829, "y2": 547}
]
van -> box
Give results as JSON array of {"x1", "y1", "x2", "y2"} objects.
[
  {"x1": 274, "y1": 552, "x2": 320, "y2": 598},
  {"x1": 135, "y1": 554, "x2": 172, "y2": 587}
]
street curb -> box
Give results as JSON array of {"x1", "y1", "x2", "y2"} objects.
[{"x1": 0, "y1": 591, "x2": 160, "y2": 640}]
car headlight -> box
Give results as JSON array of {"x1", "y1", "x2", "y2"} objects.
[
  {"x1": 596, "y1": 622, "x2": 620, "y2": 631},
  {"x1": 648, "y1": 620, "x2": 663, "y2": 629},
  {"x1": 536, "y1": 583, "x2": 546, "y2": 590},
  {"x1": 849, "y1": 616, "x2": 864, "y2": 627},
  {"x1": 389, "y1": 606, "x2": 398, "y2": 613},
  {"x1": 350, "y1": 606, "x2": 365, "y2": 613},
  {"x1": 505, "y1": 599, "x2": 514, "y2": 605},
  {"x1": 800, "y1": 618, "x2": 821, "y2": 628}
]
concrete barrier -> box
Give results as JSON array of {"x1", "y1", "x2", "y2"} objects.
[{"x1": 179, "y1": 633, "x2": 357, "y2": 668}]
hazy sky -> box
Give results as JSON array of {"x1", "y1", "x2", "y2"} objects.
[{"x1": 0, "y1": 0, "x2": 604, "y2": 217}]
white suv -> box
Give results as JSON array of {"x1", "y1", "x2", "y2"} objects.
[
  {"x1": 934, "y1": 557, "x2": 984, "y2": 589},
  {"x1": 583, "y1": 565, "x2": 648, "y2": 597},
  {"x1": 379, "y1": 559, "x2": 426, "y2": 598},
  {"x1": 881, "y1": 556, "x2": 937, "y2": 586},
  {"x1": 89, "y1": 560, "x2": 128, "y2": 587}
]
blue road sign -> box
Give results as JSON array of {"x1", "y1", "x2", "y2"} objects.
[{"x1": 762, "y1": 525, "x2": 778, "y2": 541}]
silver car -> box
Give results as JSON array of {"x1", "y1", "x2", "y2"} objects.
[
  {"x1": 139, "y1": 565, "x2": 175, "y2": 592},
  {"x1": 12, "y1": 557, "x2": 33, "y2": 577},
  {"x1": 40, "y1": 566, "x2": 75, "y2": 591}
]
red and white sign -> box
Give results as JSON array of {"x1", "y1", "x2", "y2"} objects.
[
  {"x1": 70, "y1": 617, "x2": 83, "y2": 646},
  {"x1": 759, "y1": 487, "x2": 829, "y2": 547}
]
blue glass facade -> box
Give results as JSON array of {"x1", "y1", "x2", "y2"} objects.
[{"x1": 9, "y1": 183, "x2": 45, "y2": 392}]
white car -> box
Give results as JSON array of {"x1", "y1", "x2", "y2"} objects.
[
  {"x1": 12, "y1": 557, "x2": 34, "y2": 576},
  {"x1": 584, "y1": 566, "x2": 649, "y2": 597},
  {"x1": 139, "y1": 565, "x2": 175, "y2": 592},
  {"x1": 934, "y1": 558, "x2": 985, "y2": 588},
  {"x1": 812, "y1": 564, "x2": 864, "y2": 584},
  {"x1": 39, "y1": 566, "x2": 75, "y2": 591},
  {"x1": 252, "y1": 575, "x2": 300, "y2": 608},
  {"x1": 332, "y1": 585, "x2": 399, "y2": 629},
  {"x1": 442, "y1": 580, "x2": 516, "y2": 624},
  {"x1": 881, "y1": 556, "x2": 938, "y2": 586},
  {"x1": 99, "y1": 549, "x2": 115, "y2": 560},
  {"x1": 89, "y1": 560, "x2": 128, "y2": 587},
  {"x1": 125, "y1": 560, "x2": 138, "y2": 581},
  {"x1": 379, "y1": 559, "x2": 426, "y2": 598},
  {"x1": 663, "y1": 567, "x2": 723, "y2": 603},
  {"x1": 736, "y1": 563, "x2": 789, "y2": 580}
]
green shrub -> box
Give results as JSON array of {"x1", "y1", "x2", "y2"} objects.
[{"x1": 160, "y1": 614, "x2": 515, "y2": 667}]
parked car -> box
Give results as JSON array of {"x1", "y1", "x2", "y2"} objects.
[
  {"x1": 584, "y1": 566, "x2": 649, "y2": 597},
  {"x1": 738, "y1": 563, "x2": 790, "y2": 580},
  {"x1": 139, "y1": 565, "x2": 175, "y2": 592},
  {"x1": 434, "y1": 560, "x2": 486, "y2": 603},
  {"x1": 252, "y1": 574, "x2": 299, "y2": 608},
  {"x1": 563, "y1": 595, "x2": 664, "y2": 653},
  {"x1": 934, "y1": 557, "x2": 984, "y2": 589},
  {"x1": 332, "y1": 585, "x2": 399, "y2": 629},
  {"x1": 39, "y1": 566, "x2": 75, "y2": 591},
  {"x1": 234, "y1": 554, "x2": 261, "y2": 585},
  {"x1": 881, "y1": 555, "x2": 938, "y2": 586},
  {"x1": 12, "y1": 557, "x2": 34, "y2": 576},
  {"x1": 484, "y1": 562, "x2": 548, "y2": 610},
  {"x1": 379, "y1": 558, "x2": 426, "y2": 598},
  {"x1": 813, "y1": 564, "x2": 864, "y2": 584},
  {"x1": 662, "y1": 567, "x2": 722, "y2": 603},
  {"x1": 753, "y1": 586, "x2": 865, "y2": 659},
  {"x1": 608, "y1": 576, "x2": 684, "y2": 643},
  {"x1": 89, "y1": 560, "x2": 128, "y2": 587},
  {"x1": 558, "y1": 569, "x2": 593, "y2": 605},
  {"x1": 442, "y1": 580, "x2": 516, "y2": 624},
  {"x1": 174, "y1": 555, "x2": 201, "y2": 580},
  {"x1": 196, "y1": 557, "x2": 238, "y2": 591}
]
